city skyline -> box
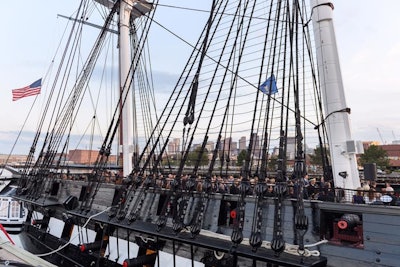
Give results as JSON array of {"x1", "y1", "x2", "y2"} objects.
[{"x1": 0, "y1": 133, "x2": 305, "y2": 158}]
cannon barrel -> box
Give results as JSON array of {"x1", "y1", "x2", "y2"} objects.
[{"x1": 337, "y1": 214, "x2": 360, "y2": 230}]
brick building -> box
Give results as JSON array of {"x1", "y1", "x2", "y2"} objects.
[
  {"x1": 68, "y1": 149, "x2": 117, "y2": 165},
  {"x1": 379, "y1": 144, "x2": 400, "y2": 169},
  {"x1": 68, "y1": 149, "x2": 99, "y2": 165},
  {"x1": 362, "y1": 142, "x2": 400, "y2": 170},
  {"x1": 0, "y1": 154, "x2": 31, "y2": 165}
]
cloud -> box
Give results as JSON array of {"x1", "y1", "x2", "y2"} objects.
[{"x1": 152, "y1": 70, "x2": 180, "y2": 94}]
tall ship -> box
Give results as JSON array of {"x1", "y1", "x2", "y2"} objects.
[{"x1": 2, "y1": 0, "x2": 399, "y2": 267}]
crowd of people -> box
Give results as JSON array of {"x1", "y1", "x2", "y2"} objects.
[
  {"x1": 62, "y1": 170, "x2": 399, "y2": 205},
  {"x1": 145, "y1": 173, "x2": 338, "y2": 201},
  {"x1": 149, "y1": 173, "x2": 399, "y2": 206},
  {"x1": 353, "y1": 181, "x2": 399, "y2": 206}
]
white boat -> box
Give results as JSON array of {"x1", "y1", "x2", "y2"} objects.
[{"x1": 0, "y1": 169, "x2": 27, "y2": 233}]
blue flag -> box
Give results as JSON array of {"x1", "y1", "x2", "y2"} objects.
[{"x1": 259, "y1": 74, "x2": 278, "y2": 95}]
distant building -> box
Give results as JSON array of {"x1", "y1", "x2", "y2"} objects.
[
  {"x1": 219, "y1": 138, "x2": 238, "y2": 157},
  {"x1": 205, "y1": 141, "x2": 214, "y2": 152},
  {"x1": 362, "y1": 141, "x2": 380, "y2": 150},
  {"x1": 286, "y1": 137, "x2": 296, "y2": 160},
  {"x1": 54, "y1": 153, "x2": 69, "y2": 164},
  {"x1": 250, "y1": 133, "x2": 260, "y2": 156},
  {"x1": 239, "y1": 136, "x2": 246, "y2": 152},
  {"x1": 221, "y1": 137, "x2": 232, "y2": 151},
  {"x1": 168, "y1": 138, "x2": 180, "y2": 154},
  {"x1": 68, "y1": 149, "x2": 98, "y2": 165},
  {"x1": 379, "y1": 144, "x2": 400, "y2": 169},
  {"x1": 67, "y1": 149, "x2": 117, "y2": 165},
  {"x1": 231, "y1": 141, "x2": 238, "y2": 155},
  {"x1": 0, "y1": 154, "x2": 32, "y2": 165},
  {"x1": 272, "y1": 146, "x2": 279, "y2": 157},
  {"x1": 361, "y1": 141, "x2": 400, "y2": 169},
  {"x1": 192, "y1": 143, "x2": 202, "y2": 151}
]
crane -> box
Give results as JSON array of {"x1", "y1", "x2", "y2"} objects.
[{"x1": 376, "y1": 128, "x2": 386, "y2": 144}]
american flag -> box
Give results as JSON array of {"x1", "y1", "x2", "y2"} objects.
[{"x1": 12, "y1": 78, "x2": 42, "y2": 101}]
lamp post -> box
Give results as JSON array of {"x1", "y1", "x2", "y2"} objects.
[
  {"x1": 314, "y1": 107, "x2": 351, "y2": 185},
  {"x1": 314, "y1": 107, "x2": 351, "y2": 130}
]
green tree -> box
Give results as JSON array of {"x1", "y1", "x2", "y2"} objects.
[
  {"x1": 359, "y1": 145, "x2": 390, "y2": 169},
  {"x1": 187, "y1": 146, "x2": 209, "y2": 166},
  {"x1": 237, "y1": 150, "x2": 247, "y2": 167},
  {"x1": 309, "y1": 146, "x2": 330, "y2": 167},
  {"x1": 267, "y1": 155, "x2": 278, "y2": 171}
]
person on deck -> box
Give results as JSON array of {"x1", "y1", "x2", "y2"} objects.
[
  {"x1": 352, "y1": 187, "x2": 365, "y2": 204},
  {"x1": 307, "y1": 178, "x2": 319, "y2": 199},
  {"x1": 364, "y1": 188, "x2": 378, "y2": 204},
  {"x1": 384, "y1": 187, "x2": 398, "y2": 206}
]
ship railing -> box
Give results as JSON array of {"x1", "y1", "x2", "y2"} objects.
[{"x1": 60, "y1": 174, "x2": 400, "y2": 206}]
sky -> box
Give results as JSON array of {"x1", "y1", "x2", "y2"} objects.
[{"x1": 0, "y1": 0, "x2": 399, "y2": 155}]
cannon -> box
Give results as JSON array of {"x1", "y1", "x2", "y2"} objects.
[{"x1": 332, "y1": 214, "x2": 363, "y2": 247}]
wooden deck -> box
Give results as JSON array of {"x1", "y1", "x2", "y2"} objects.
[{"x1": 0, "y1": 236, "x2": 56, "y2": 267}]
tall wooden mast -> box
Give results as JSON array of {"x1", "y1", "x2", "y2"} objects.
[
  {"x1": 116, "y1": 0, "x2": 152, "y2": 176},
  {"x1": 311, "y1": 0, "x2": 361, "y2": 191},
  {"x1": 119, "y1": 0, "x2": 135, "y2": 176}
]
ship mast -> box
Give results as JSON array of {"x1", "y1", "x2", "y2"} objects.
[
  {"x1": 311, "y1": 0, "x2": 361, "y2": 191},
  {"x1": 117, "y1": 0, "x2": 152, "y2": 176},
  {"x1": 119, "y1": 0, "x2": 135, "y2": 177}
]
